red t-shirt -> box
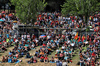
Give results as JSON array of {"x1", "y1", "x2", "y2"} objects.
[
  {"x1": 43, "y1": 44, "x2": 46, "y2": 46},
  {"x1": 40, "y1": 56, "x2": 44, "y2": 59},
  {"x1": 60, "y1": 53, "x2": 64, "y2": 57},
  {"x1": 92, "y1": 52, "x2": 95, "y2": 56},
  {"x1": 0, "y1": 42, "x2": 2, "y2": 44},
  {"x1": 0, "y1": 15, "x2": 2, "y2": 18},
  {"x1": 44, "y1": 57, "x2": 48, "y2": 60},
  {"x1": 14, "y1": 38, "x2": 16, "y2": 42}
]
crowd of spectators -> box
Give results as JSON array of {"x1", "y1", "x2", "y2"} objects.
[
  {"x1": 0, "y1": 11, "x2": 100, "y2": 66},
  {"x1": 0, "y1": 11, "x2": 38, "y2": 63},
  {"x1": 0, "y1": 11, "x2": 18, "y2": 52},
  {"x1": 35, "y1": 12, "x2": 100, "y2": 32},
  {"x1": 79, "y1": 34, "x2": 100, "y2": 66}
]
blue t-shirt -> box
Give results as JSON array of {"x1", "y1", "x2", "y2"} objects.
[
  {"x1": 0, "y1": 39, "x2": 1, "y2": 41},
  {"x1": 9, "y1": 52, "x2": 12, "y2": 55},
  {"x1": 69, "y1": 51, "x2": 72, "y2": 53},
  {"x1": 6, "y1": 34, "x2": 9, "y2": 38},
  {"x1": 11, "y1": 39, "x2": 13, "y2": 42},
  {"x1": 64, "y1": 57, "x2": 68, "y2": 60},
  {"x1": 0, "y1": 34, "x2": 2, "y2": 37}
]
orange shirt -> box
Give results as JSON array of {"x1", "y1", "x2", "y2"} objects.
[{"x1": 40, "y1": 52, "x2": 44, "y2": 55}]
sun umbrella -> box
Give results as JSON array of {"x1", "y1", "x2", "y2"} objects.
[
  {"x1": 0, "y1": 19, "x2": 4, "y2": 22},
  {"x1": 8, "y1": 14, "x2": 13, "y2": 17},
  {"x1": 39, "y1": 35, "x2": 46, "y2": 38},
  {"x1": 34, "y1": 22, "x2": 37, "y2": 25},
  {"x1": 2, "y1": 11, "x2": 5, "y2": 13},
  {"x1": 13, "y1": 21, "x2": 17, "y2": 23}
]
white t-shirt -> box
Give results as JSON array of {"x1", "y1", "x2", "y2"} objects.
[
  {"x1": 71, "y1": 43, "x2": 75, "y2": 46},
  {"x1": 47, "y1": 36, "x2": 51, "y2": 39},
  {"x1": 67, "y1": 40, "x2": 70, "y2": 44},
  {"x1": 56, "y1": 49, "x2": 60, "y2": 53},
  {"x1": 15, "y1": 39, "x2": 18, "y2": 42},
  {"x1": 62, "y1": 46, "x2": 65, "y2": 49},
  {"x1": 62, "y1": 62, "x2": 67, "y2": 66},
  {"x1": 24, "y1": 35, "x2": 27, "y2": 38},
  {"x1": 35, "y1": 39, "x2": 38, "y2": 43},
  {"x1": 27, "y1": 35, "x2": 30, "y2": 38},
  {"x1": 14, "y1": 35, "x2": 17, "y2": 38},
  {"x1": 87, "y1": 57, "x2": 91, "y2": 61}
]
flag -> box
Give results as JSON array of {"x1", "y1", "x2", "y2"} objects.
[
  {"x1": 78, "y1": 36, "x2": 81, "y2": 42},
  {"x1": 82, "y1": 35, "x2": 85, "y2": 42},
  {"x1": 74, "y1": 32, "x2": 78, "y2": 39}
]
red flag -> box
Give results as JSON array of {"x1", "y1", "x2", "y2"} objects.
[
  {"x1": 87, "y1": 35, "x2": 89, "y2": 41},
  {"x1": 78, "y1": 36, "x2": 81, "y2": 42},
  {"x1": 74, "y1": 32, "x2": 78, "y2": 39},
  {"x1": 82, "y1": 35, "x2": 85, "y2": 42}
]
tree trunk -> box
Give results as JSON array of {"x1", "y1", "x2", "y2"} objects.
[
  {"x1": 4, "y1": 4, "x2": 5, "y2": 11},
  {"x1": 85, "y1": 16, "x2": 88, "y2": 41}
]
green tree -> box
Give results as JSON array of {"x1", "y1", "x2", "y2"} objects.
[
  {"x1": 10, "y1": 0, "x2": 47, "y2": 24},
  {"x1": 61, "y1": 0, "x2": 100, "y2": 23},
  {"x1": 61, "y1": 0, "x2": 100, "y2": 36}
]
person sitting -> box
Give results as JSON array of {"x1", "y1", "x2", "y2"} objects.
[
  {"x1": 31, "y1": 44, "x2": 35, "y2": 49},
  {"x1": 35, "y1": 51, "x2": 39, "y2": 57},
  {"x1": 62, "y1": 60, "x2": 68, "y2": 66},
  {"x1": 44, "y1": 55, "x2": 49, "y2": 63},
  {"x1": 5, "y1": 56, "x2": 8, "y2": 62},
  {"x1": 15, "y1": 58, "x2": 22, "y2": 63},
  {"x1": 8, "y1": 57, "x2": 12, "y2": 63},
  {"x1": 68, "y1": 50, "x2": 73, "y2": 58},
  {"x1": 59, "y1": 52, "x2": 64, "y2": 60},
  {"x1": 1, "y1": 45, "x2": 7, "y2": 51},
  {"x1": 12, "y1": 58, "x2": 15, "y2": 63},
  {"x1": 2, "y1": 56, "x2": 5, "y2": 62},
  {"x1": 40, "y1": 55, "x2": 44, "y2": 62},
  {"x1": 26, "y1": 52, "x2": 31, "y2": 58},
  {"x1": 16, "y1": 54, "x2": 19, "y2": 58},
  {"x1": 64, "y1": 55, "x2": 68, "y2": 61},
  {"x1": 33, "y1": 58, "x2": 37, "y2": 63},
  {"x1": 9, "y1": 51, "x2": 12, "y2": 57},
  {"x1": 40, "y1": 51, "x2": 44, "y2": 56},
  {"x1": 51, "y1": 43, "x2": 56, "y2": 50},
  {"x1": 27, "y1": 58, "x2": 33, "y2": 64},
  {"x1": 54, "y1": 56, "x2": 59, "y2": 62},
  {"x1": 50, "y1": 57, "x2": 55, "y2": 63}
]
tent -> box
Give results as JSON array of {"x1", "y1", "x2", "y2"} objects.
[
  {"x1": 8, "y1": 13, "x2": 13, "y2": 17},
  {"x1": 39, "y1": 35, "x2": 46, "y2": 38},
  {"x1": 2, "y1": 11, "x2": 5, "y2": 13},
  {"x1": 0, "y1": 19, "x2": 4, "y2": 22},
  {"x1": 13, "y1": 21, "x2": 17, "y2": 23}
]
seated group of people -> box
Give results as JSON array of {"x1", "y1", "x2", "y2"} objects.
[
  {"x1": 2, "y1": 55, "x2": 22, "y2": 63},
  {"x1": 27, "y1": 33, "x2": 66, "y2": 63},
  {"x1": 79, "y1": 37, "x2": 100, "y2": 66},
  {"x1": 2, "y1": 37, "x2": 39, "y2": 63}
]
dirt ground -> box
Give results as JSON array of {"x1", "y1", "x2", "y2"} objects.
[
  {"x1": 0, "y1": 46, "x2": 55, "y2": 66},
  {"x1": 0, "y1": 46, "x2": 79, "y2": 66}
]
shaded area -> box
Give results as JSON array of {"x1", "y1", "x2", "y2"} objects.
[{"x1": 45, "y1": 0, "x2": 65, "y2": 12}]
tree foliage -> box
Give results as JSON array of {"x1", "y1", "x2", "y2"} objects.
[
  {"x1": 61, "y1": 0, "x2": 100, "y2": 22},
  {"x1": 10, "y1": 0, "x2": 47, "y2": 24},
  {"x1": 61, "y1": 0, "x2": 100, "y2": 36}
]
